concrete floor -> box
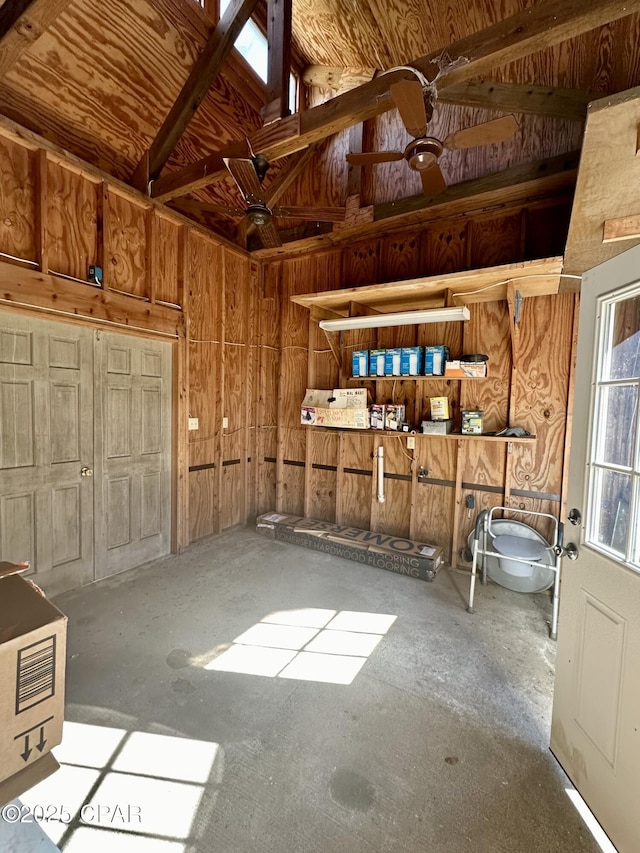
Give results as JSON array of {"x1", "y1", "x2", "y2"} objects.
[{"x1": 2, "y1": 527, "x2": 602, "y2": 853}]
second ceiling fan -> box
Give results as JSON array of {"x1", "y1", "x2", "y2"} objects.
[
  {"x1": 188, "y1": 154, "x2": 346, "y2": 248},
  {"x1": 347, "y1": 79, "x2": 518, "y2": 195}
]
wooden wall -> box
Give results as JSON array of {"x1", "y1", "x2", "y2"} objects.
[
  {"x1": 0, "y1": 121, "x2": 258, "y2": 549},
  {"x1": 0, "y1": 113, "x2": 578, "y2": 567},
  {"x1": 265, "y1": 197, "x2": 577, "y2": 565}
]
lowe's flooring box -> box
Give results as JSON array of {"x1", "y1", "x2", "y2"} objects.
[
  {"x1": 301, "y1": 388, "x2": 370, "y2": 429},
  {"x1": 0, "y1": 572, "x2": 67, "y2": 805},
  {"x1": 256, "y1": 513, "x2": 443, "y2": 581}
]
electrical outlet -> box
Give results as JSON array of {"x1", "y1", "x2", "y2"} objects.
[
  {"x1": 407, "y1": 435, "x2": 416, "y2": 450},
  {"x1": 222, "y1": 416, "x2": 229, "y2": 429},
  {"x1": 188, "y1": 417, "x2": 199, "y2": 431}
]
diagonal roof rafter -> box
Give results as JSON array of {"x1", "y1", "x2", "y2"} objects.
[{"x1": 150, "y1": 0, "x2": 640, "y2": 203}]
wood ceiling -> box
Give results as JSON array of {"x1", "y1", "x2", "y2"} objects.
[{"x1": 1, "y1": 0, "x2": 640, "y2": 252}]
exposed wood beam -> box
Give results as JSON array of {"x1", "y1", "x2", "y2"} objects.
[
  {"x1": 437, "y1": 80, "x2": 591, "y2": 122},
  {"x1": 263, "y1": 0, "x2": 292, "y2": 125},
  {"x1": 153, "y1": 0, "x2": 636, "y2": 201},
  {"x1": 302, "y1": 65, "x2": 377, "y2": 93},
  {"x1": 602, "y1": 212, "x2": 640, "y2": 243},
  {"x1": 251, "y1": 152, "x2": 578, "y2": 258},
  {"x1": 135, "y1": 0, "x2": 260, "y2": 187},
  {"x1": 263, "y1": 146, "x2": 316, "y2": 206},
  {"x1": 0, "y1": 0, "x2": 74, "y2": 77}
]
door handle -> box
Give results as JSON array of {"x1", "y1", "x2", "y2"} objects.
[
  {"x1": 80, "y1": 466, "x2": 93, "y2": 477},
  {"x1": 564, "y1": 542, "x2": 579, "y2": 560}
]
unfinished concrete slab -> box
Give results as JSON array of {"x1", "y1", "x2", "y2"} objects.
[{"x1": 4, "y1": 528, "x2": 601, "y2": 852}]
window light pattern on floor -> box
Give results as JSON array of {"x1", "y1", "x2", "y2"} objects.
[
  {"x1": 19, "y1": 722, "x2": 222, "y2": 852},
  {"x1": 205, "y1": 609, "x2": 397, "y2": 685}
]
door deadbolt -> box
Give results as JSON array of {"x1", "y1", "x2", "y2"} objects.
[
  {"x1": 80, "y1": 466, "x2": 93, "y2": 477},
  {"x1": 564, "y1": 542, "x2": 579, "y2": 560},
  {"x1": 568, "y1": 508, "x2": 582, "y2": 526}
]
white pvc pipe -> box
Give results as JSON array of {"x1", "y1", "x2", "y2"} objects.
[{"x1": 377, "y1": 445, "x2": 385, "y2": 503}]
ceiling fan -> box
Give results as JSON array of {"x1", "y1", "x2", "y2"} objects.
[
  {"x1": 183, "y1": 154, "x2": 346, "y2": 248},
  {"x1": 346, "y1": 79, "x2": 518, "y2": 195}
]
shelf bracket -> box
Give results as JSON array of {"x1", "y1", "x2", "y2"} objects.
[
  {"x1": 322, "y1": 328, "x2": 343, "y2": 372},
  {"x1": 506, "y1": 283, "x2": 522, "y2": 367}
]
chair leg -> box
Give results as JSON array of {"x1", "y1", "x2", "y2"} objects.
[{"x1": 467, "y1": 544, "x2": 479, "y2": 614}]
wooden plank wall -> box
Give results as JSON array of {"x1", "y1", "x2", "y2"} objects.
[
  {"x1": 0, "y1": 125, "x2": 258, "y2": 548},
  {"x1": 267, "y1": 197, "x2": 578, "y2": 565}
]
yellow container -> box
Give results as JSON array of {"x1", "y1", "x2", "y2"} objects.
[{"x1": 430, "y1": 397, "x2": 450, "y2": 420}]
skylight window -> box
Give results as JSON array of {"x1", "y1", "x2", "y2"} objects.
[{"x1": 219, "y1": 0, "x2": 297, "y2": 110}]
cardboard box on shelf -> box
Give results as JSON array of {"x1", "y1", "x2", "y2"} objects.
[
  {"x1": 422, "y1": 419, "x2": 453, "y2": 435},
  {"x1": 384, "y1": 348, "x2": 402, "y2": 376},
  {"x1": 351, "y1": 350, "x2": 369, "y2": 377},
  {"x1": 369, "y1": 349, "x2": 386, "y2": 377},
  {"x1": 424, "y1": 346, "x2": 449, "y2": 376},
  {"x1": 444, "y1": 360, "x2": 488, "y2": 378},
  {"x1": 0, "y1": 572, "x2": 67, "y2": 806},
  {"x1": 400, "y1": 347, "x2": 423, "y2": 376},
  {"x1": 301, "y1": 389, "x2": 370, "y2": 430},
  {"x1": 370, "y1": 404, "x2": 386, "y2": 430},
  {"x1": 385, "y1": 404, "x2": 405, "y2": 430}
]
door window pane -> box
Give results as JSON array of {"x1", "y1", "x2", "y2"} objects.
[
  {"x1": 596, "y1": 385, "x2": 638, "y2": 468},
  {"x1": 587, "y1": 287, "x2": 640, "y2": 570},
  {"x1": 605, "y1": 294, "x2": 640, "y2": 380}
]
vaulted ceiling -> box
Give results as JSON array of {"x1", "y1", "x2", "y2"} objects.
[{"x1": 1, "y1": 0, "x2": 640, "y2": 252}]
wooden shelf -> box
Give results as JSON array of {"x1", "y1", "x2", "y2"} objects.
[
  {"x1": 308, "y1": 426, "x2": 536, "y2": 443},
  {"x1": 346, "y1": 375, "x2": 486, "y2": 381}
]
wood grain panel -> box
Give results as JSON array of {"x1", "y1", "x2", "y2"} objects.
[
  {"x1": 0, "y1": 135, "x2": 35, "y2": 262},
  {"x1": 510, "y1": 293, "x2": 574, "y2": 495},
  {"x1": 188, "y1": 233, "x2": 223, "y2": 470},
  {"x1": 46, "y1": 161, "x2": 97, "y2": 280},
  {"x1": 152, "y1": 214, "x2": 181, "y2": 305},
  {"x1": 307, "y1": 429, "x2": 339, "y2": 521},
  {"x1": 373, "y1": 436, "x2": 412, "y2": 538},
  {"x1": 107, "y1": 191, "x2": 147, "y2": 297},
  {"x1": 420, "y1": 219, "x2": 469, "y2": 276},
  {"x1": 339, "y1": 432, "x2": 374, "y2": 529},
  {"x1": 279, "y1": 348, "x2": 308, "y2": 427},
  {"x1": 189, "y1": 468, "x2": 216, "y2": 540},
  {"x1": 257, "y1": 426, "x2": 278, "y2": 514},
  {"x1": 281, "y1": 256, "x2": 315, "y2": 348},
  {"x1": 413, "y1": 483, "x2": 456, "y2": 557},
  {"x1": 279, "y1": 426, "x2": 306, "y2": 515},
  {"x1": 461, "y1": 301, "x2": 511, "y2": 432},
  {"x1": 467, "y1": 211, "x2": 524, "y2": 269}
]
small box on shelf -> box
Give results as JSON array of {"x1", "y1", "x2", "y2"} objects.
[
  {"x1": 422, "y1": 419, "x2": 453, "y2": 435},
  {"x1": 352, "y1": 350, "x2": 369, "y2": 377},
  {"x1": 424, "y1": 346, "x2": 449, "y2": 375},
  {"x1": 369, "y1": 349, "x2": 386, "y2": 377},
  {"x1": 384, "y1": 348, "x2": 402, "y2": 376},
  {"x1": 400, "y1": 347, "x2": 423, "y2": 376},
  {"x1": 385, "y1": 404, "x2": 405, "y2": 430},
  {"x1": 444, "y1": 359, "x2": 487, "y2": 378},
  {"x1": 370, "y1": 404, "x2": 386, "y2": 430}
]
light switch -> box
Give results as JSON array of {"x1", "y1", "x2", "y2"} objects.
[
  {"x1": 407, "y1": 435, "x2": 416, "y2": 450},
  {"x1": 222, "y1": 417, "x2": 229, "y2": 429},
  {"x1": 188, "y1": 417, "x2": 199, "y2": 431}
]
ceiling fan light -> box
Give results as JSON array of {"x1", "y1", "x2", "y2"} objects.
[
  {"x1": 404, "y1": 138, "x2": 443, "y2": 172},
  {"x1": 246, "y1": 204, "x2": 272, "y2": 226}
]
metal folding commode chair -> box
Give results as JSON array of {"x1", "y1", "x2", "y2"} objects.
[{"x1": 467, "y1": 506, "x2": 564, "y2": 640}]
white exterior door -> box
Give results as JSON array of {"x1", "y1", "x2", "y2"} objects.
[
  {"x1": 551, "y1": 245, "x2": 640, "y2": 853},
  {"x1": 0, "y1": 313, "x2": 172, "y2": 594}
]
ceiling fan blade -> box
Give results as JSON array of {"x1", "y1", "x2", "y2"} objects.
[
  {"x1": 443, "y1": 115, "x2": 518, "y2": 151},
  {"x1": 420, "y1": 164, "x2": 447, "y2": 196},
  {"x1": 173, "y1": 200, "x2": 245, "y2": 218},
  {"x1": 272, "y1": 206, "x2": 346, "y2": 222},
  {"x1": 347, "y1": 151, "x2": 403, "y2": 165},
  {"x1": 390, "y1": 79, "x2": 429, "y2": 138},
  {"x1": 223, "y1": 157, "x2": 264, "y2": 202},
  {"x1": 257, "y1": 219, "x2": 282, "y2": 248}
]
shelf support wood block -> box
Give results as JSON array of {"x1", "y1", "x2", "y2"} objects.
[{"x1": 602, "y1": 213, "x2": 640, "y2": 243}]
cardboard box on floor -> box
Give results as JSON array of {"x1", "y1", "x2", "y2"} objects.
[
  {"x1": 0, "y1": 569, "x2": 67, "y2": 806},
  {"x1": 256, "y1": 513, "x2": 443, "y2": 581}
]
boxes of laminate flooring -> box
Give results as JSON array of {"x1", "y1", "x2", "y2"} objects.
[
  {"x1": 256, "y1": 513, "x2": 443, "y2": 581},
  {"x1": 0, "y1": 572, "x2": 67, "y2": 805}
]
